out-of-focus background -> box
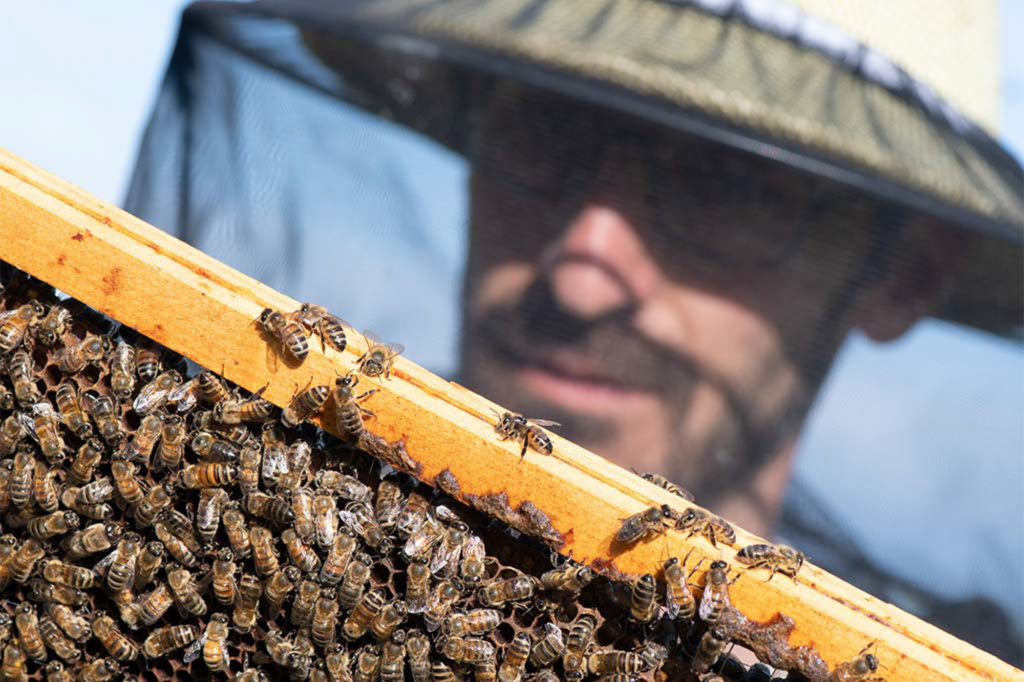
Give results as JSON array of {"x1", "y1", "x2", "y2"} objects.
[{"x1": 3, "y1": 0, "x2": 1022, "y2": 642}]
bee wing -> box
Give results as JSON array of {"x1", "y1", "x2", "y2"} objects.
[
  {"x1": 432, "y1": 505, "x2": 462, "y2": 524},
  {"x1": 361, "y1": 330, "x2": 380, "y2": 346},
  {"x1": 167, "y1": 378, "x2": 199, "y2": 414},
  {"x1": 31, "y1": 401, "x2": 59, "y2": 419},
  {"x1": 182, "y1": 630, "x2": 206, "y2": 664},
  {"x1": 133, "y1": 378, "x2": 173, "y2": 415},
  {"x1": 664, "y1": 583, "x2": 680, "y2": 620},
  {"x1": 385, "y1": 342, "x2": 405, "y2": 357},
  {"x1": 92, "y1": 548, "x2": 117, "y2": 577},
  {"x1": 16, "y1": 411, "x2": 37, "y2": 442},
  {"x1": 428, "y1": 533, "x2": 464, "y2": 576},
  {"x1": 0, "y1": 309, "x2": 17, "y2": 325},
  {"x1": 526, "y1": 419, "x2": 561, "y2": 428}
]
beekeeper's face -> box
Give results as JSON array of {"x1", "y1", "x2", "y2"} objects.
[{"x1": 460, "y1": 87, "x2": 940, "y2": 523}]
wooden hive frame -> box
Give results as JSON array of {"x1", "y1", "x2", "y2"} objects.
[{"x1": 0, "y1": 148, "x2": 1020, "y2": 681}]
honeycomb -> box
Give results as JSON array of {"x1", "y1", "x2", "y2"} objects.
[{"x1": 0, "y1": 261, "x2": 814, "y2": 682}]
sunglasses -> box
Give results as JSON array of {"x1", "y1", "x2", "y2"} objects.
[{"x1": 471, "y1": 93, "x2": 825, "y2": 269}]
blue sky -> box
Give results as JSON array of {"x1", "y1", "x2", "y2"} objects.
[{"x1": 1, "y1": 0, "x2": 1021, "y2": 632}]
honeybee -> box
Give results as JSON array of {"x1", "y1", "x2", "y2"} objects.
[
  {"x1": 378, "y1": 632, "x2": 407, "y2": 682},
  {"x1": 615, "y1": 505, "x2": 671, "y2": 545},
  {"x1": 340, "y1": 499, "x2": 390, "y2": 551},
  {"x1": 43, "y1": 604, "x2": 90, "y2": 643},
  {"x1": 309, "y1": 589, "x2": 340, "y2": 646},
  {"x1": 339, "y1": 553, "x2": 374, "y2": 610},
  {"x1": 26, "y1": 579, "x2": 86, "y2": 606},
  {"x1": 406, "y1": 631, "x2": 431, "y2": 682},
  {"x1": 191, "y1": 430, "x2": 240, "y2": 463},
  {"x1": 282, "y1": 529, "x2": 320, "y2": 574},
  {"x1": 587, "y1": 651, "x2": 652, "y2": 675},
  {"x1": 30, "y1": 402, "x2": 65, "y2": 462},
  {"x1": 130, "y1": 342, "x2": 159, "y2": 380},
  {"x1": 540, "y1": 560, "x2": 593, "y2": 594},
  {"x1": 440, "y1": 636, "x2": 494, "y2": 664},
  {"x1": 33, "y1": 304, "x2": 71, "y2": 347},
  {"x1": 135, "y1": 582, "x2": 175, "y2": 627},
  {"x1": 2, "y1": 642, "x2": 27, "y2": 682},
  {"x1": 223, "y1": 506, "x2": 252, "y2": 559},
  {"x1": 165, "y1": 376, "x2": 201, "y2": 414},
  {"x1": 96, "y1": 534, "x2": 141, "y2": 593},
  {"x1": 43, "y1": 660, "x2": 72, "y2": 682},
  {"x1": 330, "y1": 371, "x2": 377, "y2": 439},
  {"x1": 282, "y1": 382, "x2": 329, "y2": 428},
  {"x1": 442, "y1": 608, "x2": 501, "y2": 638},
  {"x1": 429, "y1": 661, "x2": 455, "y2": 682},
  {"x1": 110, "y1": 460, "x2": 145, "y2": 506},
  {"x1": 527, "y1": 622, "x2": 564, "y2": 667},
  {"x1": 8, "y1": 350, "x2": 41, "y2": 406},
  {"x1": 423, "y1": 580, "x2": 462, "y2": 633},
  {"x1": 91, "y1": 613, "x2": 138, "y2": 661},
  {"x1": 0, "y1": 415, "x2": 26, "y2": 456},
  {"x1": 829, "y1": 643, "x2": 882, "y2": 682},
  {"x1": 663, "y1": 555, "x2": 698, "y2": 621},
  {"x1": 180, "y1": 461, "x2": 237, "y2": 488},
  {"x1": 185, "y1": 612, "x2": 230, "y2": 673},
  {"x1": 258, "y1": 307, "x2": 310, "y2": 361},
  {"x1": 691, "y1": 627, "x2": 730, "y2": 674},
  {"x1": 108, "y1": 341, "x2": 136, "y2": 401},
  {"x1": 14, "y1": 603, "x2": 46, "y2": 662},
  {"x1": 348, "y1": 585, "x2": 387, "y2": 638},
  {"x1": 736, "y1": 543, "x2": 806, "y2": 583},
  {"x1": 496, "y1": 631, "x2": 530, "y2": 682},
  {"x1": 67, "y1": 438, "x2": 104, "y2": 484},
  {"x1": 244, "y1": 491, "x2": 294, "y2": 528},
  {"x1": 291, "y1": 303, "x2": 348, "y2": 352},
  {"x1": 675, "y1": 507, "x2": 736, "y2": 548},
  {"x1": 31, "y1": 462, "x2": 58, "y2": 513},
  {"x1": 75, "y1": 477, "x2": 114, "y2": 505},
  {"x1": 133, "y1": 541, "x2": 164, "y2": 590},
  {"x1": 263, "y1": 566, "x2": 300, "y2": 615},
  {"x1": 63, "y1": 522, "x2": 122, "y2": 560},
  {"x1": 10, "y1": 538, "x2": 44, "y2": 583},
  {"x1": 167, "y1": 566, "x2": 207, "y2": 616},
  {"x1": 491, "y1": 410, "x2": 559, "y2": 458},
  {"x1": 132, "y1": 484, "x2": 172, "y2": 528},
  {"x1": 310, "y1": 493, "x2": 340, "y2": 548},
  {"x1": 83, "y1": 393, "x2": 122, "y2": 445},
  {"x1": 355, "y1": 332, "x2": 404, "y2": 380},
  {"x1": 40, "y1": 559, "x2": 95, "y2": 590},
  {"x1": 629, "y1": 573, "x2": 658, "y2": 624},
  {"x1": 54, "y1": 333, "x2": 110, "y2": 374},
  {"x1": 54, "y1": 382, "x2": 92, "y2": 439},
  {"x1": 0, "y1": 534, "x2": 18, "y2": 589},
  {"x1": 0, "y1": 302, "x2": 44, "y2": 352},
  {"x1": 76, "y1": 657, "x2": 121, "y2": 682},
  {"x1": 132, "y1": 369, "x2": 182, "y2": 415},
  {"x1": 369, "y1": 600, "x2": 409, "y2": 642},
  {"x1": 396, "y1": 490, "x2": 430, "y2": 537},
  {"x1": 143, "y1": 624, "x2": 198, "y2": 658},
  {"x1": 354, "y1": 645, "x2": 382, "y2": 682},
  {"x1": 478, "y1": 575, "x2": 539, "y2": 608},
  {"x1": 260, "y1": 422, "x2": 289, "y2": 486},
  {"x1": 429, "y1": 522, "x2": 469, "y2": 578},
  {"x1": 233, "y1": 573, "x2": 262, "y2": 633},
  {"x1": 319, "y1": 529, "x2": 357, "y2": 586},
  {"x1": 154, "y1": 414, "x2": 186, "y2": 472},
  {"x1": 39, "y1": 614, "x2": 82, "y2": 663},
  {"x1": 8, "y1": 451, "x2": 34, "y2": 508},
  {"x1": 250, "y1": 525, "x2": 281, "y2": 577},
  {"x1": 562, "y1": 614, "x2": 597, "y2": 680},
  {"x1": 698, "y1": 560, "x2": 736, "y2": 623},
  {"x1": 292, "y1": 578, "x2": 322, "y2": 627},
  {"x1": 154, "y1": 521, "x2": 199, "y2": 567},
  {"x1": 125, "y1": 414, "x2": 162, "y2": 462},
  {"x1": 214, "y1": 388, "x2": 275, "y2": 424},
  {"x1": 196, "y1": 487, "x2": 228, "y2": 542},
  {"x1": 403, "y1": 514, "x2": 445, "y2": 562},
  {"x1": 458, "y1": 534, "x2": 490, "y2": 586}
]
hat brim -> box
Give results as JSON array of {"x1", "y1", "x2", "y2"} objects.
[{"x1": 183, "y1": 0, "x2": 1024, "y2": 338}]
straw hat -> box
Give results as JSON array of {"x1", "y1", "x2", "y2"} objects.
[{"x1": 184, "y1": 0, "x2": 1023, "y2": 337}]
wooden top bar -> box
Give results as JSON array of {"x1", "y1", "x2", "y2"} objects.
[{"x1": 0, "y1": 148, "x2": 1020, "y2": 681}]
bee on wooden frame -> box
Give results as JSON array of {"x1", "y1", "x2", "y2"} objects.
[{"x1": 491, "y1": 409, "x2": 560, "y2": 459}]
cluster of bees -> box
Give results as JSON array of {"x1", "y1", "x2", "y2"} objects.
[{"x1": 0, "y1": 267, "x2": 882, "y2": 682}]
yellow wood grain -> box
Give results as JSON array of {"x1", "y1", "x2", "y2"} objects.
[{"x1": 0, "y1": 148, "x2": 1020, "y2": 681}]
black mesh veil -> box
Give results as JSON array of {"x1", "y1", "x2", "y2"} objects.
[{"x1": 125, "y1": 1, "x2": 1023, "y2": 664}]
